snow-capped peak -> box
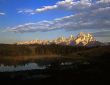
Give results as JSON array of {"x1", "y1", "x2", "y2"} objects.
[
  {"x1": 16, "y1": 32, "x2": 98, "y2": 46},
  {"x1": 75, "y1": 32, "x2": 96, "y2": 46}
]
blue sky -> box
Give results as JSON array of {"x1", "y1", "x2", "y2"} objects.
[
  {"x1": 0, "y1": 0, "x2": 71, "y2": 27},
  {"x1": 0, "y1": 0, "x2": 110, "y2": 43}
]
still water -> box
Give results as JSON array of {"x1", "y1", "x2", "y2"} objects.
[
  {"x1": 0, "y1": 61, "x2": 86, "y2": 72},
  {"x1": 0, "y1": 63, "x2": 46, "y2": 72}
]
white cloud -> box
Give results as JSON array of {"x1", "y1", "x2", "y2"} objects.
[
  {"x1": 35, "y1": 5, "x2": 57, "y2": 13},
  {"x1": 8, "y1": 0, "x2": 110, "y2": 33},
  {"x1": 18, "y1": 0, "x2": 92, "y2": 14},
  {"x1": 18, "y1": 0, "x2": 110, "y2": 15},
  {"x1": 8, "y1": 6, "x2": 110, "y2": 33},
  {"x1": 18, "y1": 9, "x2": 35, "y2": 15},
  {"x1": 0, "y1": 12, "x2": 5, "y2": 16}
]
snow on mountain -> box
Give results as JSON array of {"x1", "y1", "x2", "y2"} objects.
[
  {"x1": 16, "y1": 32, "x2": 100, "y2": 46},
  {"x1": 75, "y1": 32, "x2": 96, "y2": 46}
]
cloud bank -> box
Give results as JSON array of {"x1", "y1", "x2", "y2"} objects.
[
  {"x1": 8, "y1": 0, "x2": 110, "y2": 34},
  {"x1": 18, "y1": 0, "x2": 110, "y2": 14},
  {"x1": 93, "y1": 30, "x2": 110, "y2": 37},
  {"x1": 18, "y1": 0, "x2": 92, "y2": 14}
]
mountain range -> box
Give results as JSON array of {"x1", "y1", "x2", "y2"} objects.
[{"x1": 16, "y1": 32, "x2": 102, "y2": 46}]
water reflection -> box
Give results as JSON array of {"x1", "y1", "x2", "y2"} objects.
[
  {"x1": 60, "y1": 62, "x2": 73, "y2": 65},
  {"x1": 0, "y1": 63, "x2": 46, "y2": 72},
  {"x1": 0, "y1": 61, "x2": 90, "y2": 72}
]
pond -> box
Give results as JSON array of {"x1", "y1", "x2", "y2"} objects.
[
  {"x1": 0, "y1": 61, "x2": 90, "y2": 72},
  {"x1": 0, "y1": 63, "x2": 46, "y2": 72}
]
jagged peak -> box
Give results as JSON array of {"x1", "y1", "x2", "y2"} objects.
[
  {"x1": 69, "y1": 35, "x2": 74, "y2": 38},
  {"x1": 75, "y1": 32, "x2": 96, "y2": 46},
  {"x1": 79, "y1": 32, "x2": 85, "y2": 35},
  {"x1": 16, "y1": 32, "x2": 97, "y2": 46}
]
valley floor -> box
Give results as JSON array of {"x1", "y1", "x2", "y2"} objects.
[{"x1": 0, "y1": 45, "x2": 110, "y2": 85}]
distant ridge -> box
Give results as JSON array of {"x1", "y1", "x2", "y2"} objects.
[{"x1": 16, "y1": 32, "x2": 102, "y2": 46}]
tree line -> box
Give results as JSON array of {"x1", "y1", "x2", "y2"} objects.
[{"x1": 0, "y1": 44, "x2": 91, "y2": 57}]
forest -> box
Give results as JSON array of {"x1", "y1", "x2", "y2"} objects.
[
  {"x1": 0, "y1": 44, "x2": 101, "y2": 57},
  {"x1": 0, "y1": 43, "x2": 110, "y2": 64}
]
